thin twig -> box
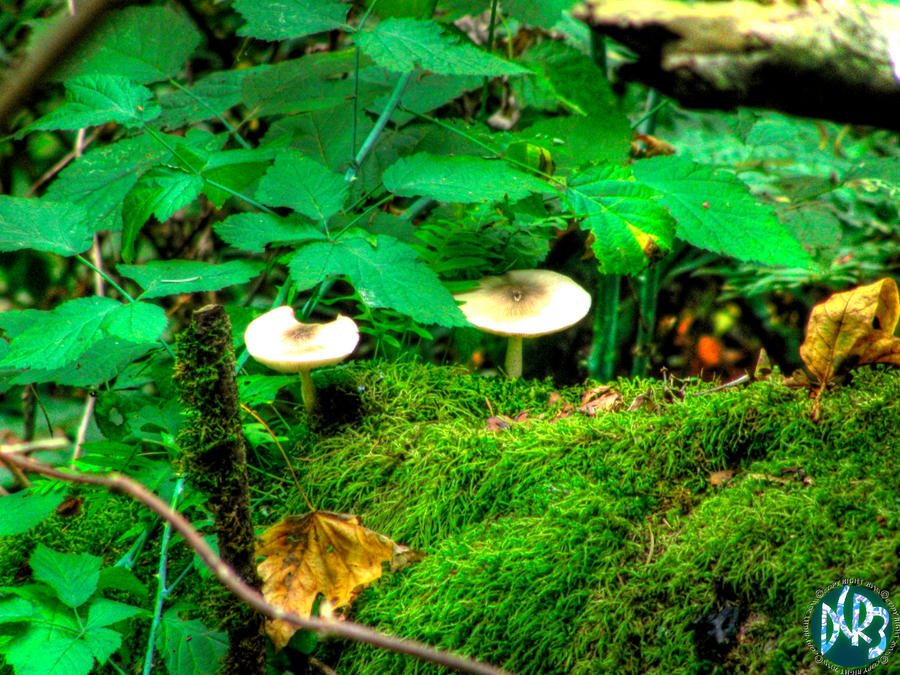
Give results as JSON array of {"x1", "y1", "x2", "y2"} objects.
[
  {"x1": 142, "y1": 477, "x2": 185, "y2": 675},
  {"x1": 688, "y1": 374, "x2": 750, "y2": 397},
  {"x1": 71, "y1": 391, "x2": 97, "y2": 466},
  {"x1": 0, "y1": 453, "x2": 513, "y2": 675},
  {"x1": 240, "y1": 404, "x2": 314, "y2": 511},
  {"x1": 0, "y1": 437, "x2": 70, "y2": 455},
  {"x1": 24, "y1": 128, "x2": 102, "y2": 196}
]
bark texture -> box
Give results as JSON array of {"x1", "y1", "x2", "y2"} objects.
[
  {"x1": 174, "y1": 304, "x2": 266, "y2": 675},
  {"x1": 574, "y1": 0, "x2": 900, "y2": 130}
]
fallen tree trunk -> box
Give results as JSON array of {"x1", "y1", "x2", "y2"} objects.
[{"x1": 573, "y1": 0, "x2": 900, "y2": 130}]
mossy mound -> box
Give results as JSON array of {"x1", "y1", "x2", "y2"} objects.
[{"x1": 296, "y1": 362, "x2": 900, "y2": 674}]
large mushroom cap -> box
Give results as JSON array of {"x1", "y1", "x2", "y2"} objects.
[
  {"x1": 454, "y1": 270, "x2": 591, "y2": 337},
  {"x1": 244, "y1": 307, "x2": 359, "y2": 373}
]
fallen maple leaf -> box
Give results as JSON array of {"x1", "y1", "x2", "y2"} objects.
[
  {"x1": 799, "y1": 278, "x2": 900, "y2": 385},
  {"x1": 257, "y1": 511, "x2": 416, "y2": 650}
]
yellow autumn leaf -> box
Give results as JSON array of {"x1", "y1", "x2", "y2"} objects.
[
  {"x1": 256, "y1": 511, "x2": 413, "y2": 650},
  {"x1": 799, "y1": 278, "x2": 900, "y2": 384}
]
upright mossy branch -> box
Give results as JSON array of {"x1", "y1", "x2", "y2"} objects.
[{"x1": 174, "y1": 304, "x2": 265, "y2": 675}]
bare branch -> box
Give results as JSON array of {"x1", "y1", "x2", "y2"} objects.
[{"x1": 0, "y1": 453, "x2": 513, "y2": 675}]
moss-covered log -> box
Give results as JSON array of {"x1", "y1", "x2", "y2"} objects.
[
  {"x1": 290, "y1": 361, "x2": 900, "y2": 673},
  {"x1": 174, "y1": 304, "x2": 265, "y2": 675},
  {"x1": 574, "y1": 0, "x2": 900, "y2": 130}
]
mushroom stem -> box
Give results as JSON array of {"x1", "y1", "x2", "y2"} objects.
[
  {"x1": 504, "y1": 336, "x2": 524, "y2": 379},
  {"x1": 298, "y1": 369, "x2": 317, "y2": 414}
]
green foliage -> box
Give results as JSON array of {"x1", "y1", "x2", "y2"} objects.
[
  {"x1": 383, "y1": 152, "x2": 554, "y2": 202},
  {"x1": 3, "y1": 1, "x2": 898, "y2": 673},
  {"x1": 355, "y1": 18, "x2": 530, "y2": 76},
  {"x1": 157, "y1": 608, "x2": 228, "y2": 675},
  {"x1": 631, "y1": 156, "x2": 813, "y2": 268},
  {"x1": 52, "y1": 6, "x2": 201, "y2": 83},
  {"x1": 0, "y1": 297, "x2": 166, "y2": 373},
  {"x1": 23, "y1": 75, "x2": 161, "y2": 133},
  {"x1": 0, "y1": 491, "x2": 65, "y2": 536},
  {"x1": 567, "y1": 164, "x2": 676, "y2": 273},
  {"x1": 0, "y1": 545, "x2": 144, "y2": 675},
  {"x1": 234, "y1": 0, "x2": 350, "y2": 40},
  {"x1": 0, "y1": 197, "x2": 92, "y2": 255}
]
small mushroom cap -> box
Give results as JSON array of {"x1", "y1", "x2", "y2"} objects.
[
  {"x1": 454, "y1": 269, "x2": 591, "y2": 337},
  {"x1": 244, "y1": 307, "x2": 359, "y2": 373}
]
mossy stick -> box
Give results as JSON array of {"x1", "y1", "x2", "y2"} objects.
[{"x1": 174, "y1": 304, "x2": 266, "y2": 675}]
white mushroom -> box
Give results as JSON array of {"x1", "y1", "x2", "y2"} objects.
[
  {"x1": 244, "y1": 306, "x2": 359, "y2": 413},
  {"x1": 453, "y1": 270, "x2": 591, "y2": 378}
]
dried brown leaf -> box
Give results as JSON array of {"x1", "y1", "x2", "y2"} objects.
[
  {"x1": 486, "y1": 415, "x2": 513, "y2": 431},
  {"x1": 257, "y1": 511, "x2": 410, "y2": 650},
  {"x1": 799, "y1": 278, "x2": 900, "y2": 385},
  {"x1": 578, "y1": 387, "x2": 623, "y2": 416},
  {"x1": 709, "y1": 470, "x2": 734, "y2": 486}
]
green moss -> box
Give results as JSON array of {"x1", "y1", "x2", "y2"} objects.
[
  {"x1": 288, "y1": 362, "x2": 900, "y2": 674},
  {"x1": 2, "y1": 361, "x2": 898, "y2": 674}
]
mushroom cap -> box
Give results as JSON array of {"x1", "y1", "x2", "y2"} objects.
[
  {"x1": 244, "y1": 307, "x2": 359, "y2": 373},
  {"x1": 453, "y1": 269, "x2": 591, "y2": 337}
]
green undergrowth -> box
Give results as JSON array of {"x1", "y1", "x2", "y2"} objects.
[
  {"x1": 297, "y1": 362, "x2": 900, "y2": 674},
  {"x1": 0, "y1": 362, "x2": 898, "y2": 675}
]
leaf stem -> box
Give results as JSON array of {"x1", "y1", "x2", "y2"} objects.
[
  {"x1": 588, "y1": 275, "x2": 620, "y2": 381},
  {"x1": 345, "y1": 71, "x2": 414, "y2": 183},
  {"x1": 142, "y1": 476, "x2": 185, "y2": 675},
  {"x1": 478, "y1": 0, "x2": 500, "y2": 123},
  {"x1": 166, "y1": 78, "x2": 252, "y2": 150}
]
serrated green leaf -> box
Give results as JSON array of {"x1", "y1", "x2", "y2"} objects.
[
  {"x1": 45, "y1": 134, "x2": 171, "y2": 232},
  {"x1": 54, "y1": 6, "x2": 201, "y2": 84},
  {"x1": 514, "y1": 43, "x2": 630, "y2": 171},
  {"x1": 366, "y1": 69, "x2": 481, "y2": 123},
  {"x1": 25, "y1": 75, "x2": 159, "y2": 133},
  {"x1": 117, "y1": 259, "x2": 264, "y2": 299},
  {"x1": 256, "y1": 150, "x2": 347, "y2": 223},
  {"x1": 30, "y1": 544, "x2": 100, "y2": 608},
  {"x1": 566, "y1": 164, "x2": 676, "y2": 275},
  {"x1": 0, "y1": 197, "x2": 91, "y2": 256},
  {"x1": 0, "y1": 490, "x2": 65, "y2": 536},
  {"x1": 242, "y1": 51, "x2": 375, "y2": 118},
  {"x1": 631, "y1": 156, "x2": 813, "y2": 268},
  {"x1": 383, "y1": 152, "x2": 554, "y2": 203},
  {"x1": 121, "y1": 165, "x2": 204, "y2": 263},
  {"x1": 502, "y1": 0, "x2": 570, "y2": 27},
  {"x1": 80, "y1": 627, "x2": 122, "y2": 666},
  {"x1": 289, "y1": 234, "x2": 467, "y2": 326},
  {"x1": 5, "y1": 637, "x2": 94, "y2": 675},
  {"x1": 235, "y1": 0, "x2": 349, "y2": 40},
  {"x1": 201, "y1": 146, "x2": 281, "y2": 208},
  {"x1": 158, "y1": 609, "x2": 227, "y2": 675},
  {"x1": 97, "y1": 567, "x2": 148, "y2": 600},
  {"x1": 9, "y1": 338, "x2": 156, "y2": 387},
  {"x1": 156, "y1": 67, "x2": 263, "y2": 130},
  {"x1": 85, "y1": 598, "x2": 142, "y2": 629},
  {"x1": 355, "y1": 18, "x2": 530, "y2": 76},
  {"x1": 214, "y1": 213, "x2": 324, "y2": 252},
  {"x1": 0, "y1": 297, "x2": 167, "y2": 372}
]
